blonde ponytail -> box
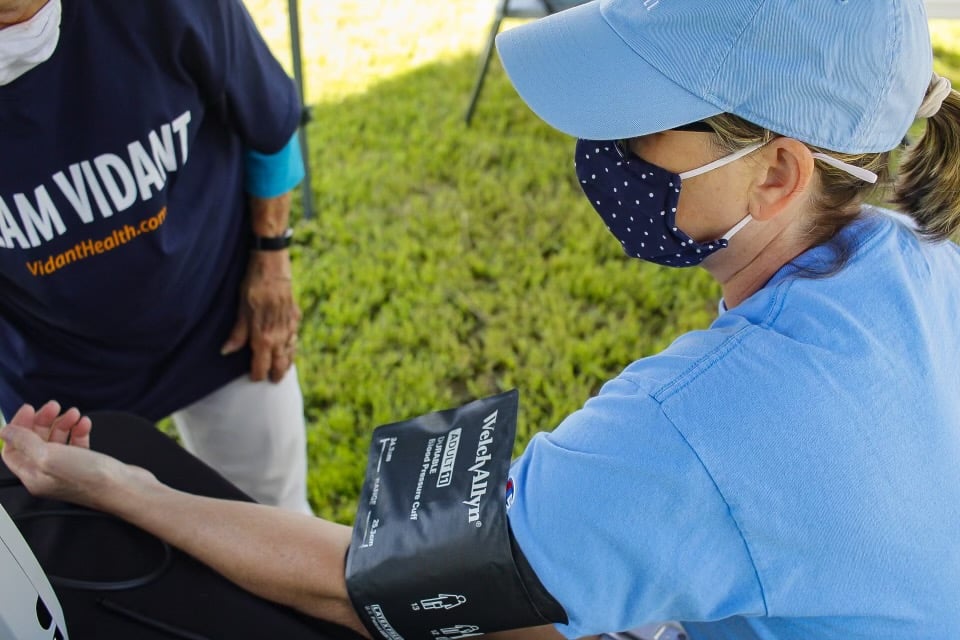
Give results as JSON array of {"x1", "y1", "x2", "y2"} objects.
[{"x1": 894, "y1": 78, "x2": 960, "y2": 241}]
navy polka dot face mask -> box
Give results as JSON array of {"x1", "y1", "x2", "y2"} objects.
[{"x1": 574, "y1": 138, "x2": 763, "y2": 267}]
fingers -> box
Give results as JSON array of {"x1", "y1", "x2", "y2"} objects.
[
  {"x1": 251, "y1": 332, "x2": 298, "y2": 382},
  {"x1": 48, "y1": 407, "x2": 84, "y2": 445},
  {"x1": 250, "y1": 341, "x2": 271, "y2": 381},
  {"x1": 221, "y1": 315, "x2": 250, "y2": 356},
  {"x1": 237, "y1": 274, "x2": 301, "y2": 382},
  {"x1": 249, "y1": 306, "x2": 300, "y2": 382},
  {"x1": 69, "y1": 416, "x2": 92, "y2": 449},
  {"x1": 6, "y1": 402, "x2": 91, "y2": 447},
  {"x1": 32, "y1": 400, "x2": 62, "y2": 439},
  {"x1": 9, "y1": 403, "x2": 36, "y2": 428},
  {"x1": 11, "y1": 401, "x2": 60, "y2": 441},
  {"x1": 269, "y1": 338, "x2": 295, "y2": 383}
]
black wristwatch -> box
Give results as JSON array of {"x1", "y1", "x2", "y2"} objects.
[{"x1": 251, "y1": 227, "x2": 293, "y2": 251}]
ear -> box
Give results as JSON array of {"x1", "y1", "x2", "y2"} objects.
[{"x1": 748, "y1": 137, "x2": 815, "y2": 221}]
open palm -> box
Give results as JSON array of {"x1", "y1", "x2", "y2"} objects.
[{"x1": 0, "y1": 401, "x2": 152, "y2": 510}]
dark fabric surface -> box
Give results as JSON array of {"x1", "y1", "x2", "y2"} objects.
[{"x1": 0, "y1": 411, "x2": 362, "y2": 640}]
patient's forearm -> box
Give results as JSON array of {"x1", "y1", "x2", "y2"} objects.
[{"x1": 103, "y1": 470, "x2": 368, "y2": 636}]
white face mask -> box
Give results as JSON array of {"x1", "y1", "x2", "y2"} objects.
[{"x1": 0, "y1": 0, "x2": 61, "y2": 86}]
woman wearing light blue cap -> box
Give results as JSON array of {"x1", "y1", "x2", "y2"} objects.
[
  {"x1": 491, "y1": 0, "x2": 960, "y2": 638},
  {"x1": 2, "y1": 1, "x2": 960, "y2": 639}
]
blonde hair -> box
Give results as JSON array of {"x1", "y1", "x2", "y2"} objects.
[
  {"x1": 703, "y1": 80, "x2": 960, "y2": 246},
  {"x1": 893, "y1": 87, "x2": 960, "y2": 241}
]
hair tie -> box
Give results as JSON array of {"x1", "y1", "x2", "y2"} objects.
[{"x1": 916, "y1": 73, "x2": 953, "y2": 119}]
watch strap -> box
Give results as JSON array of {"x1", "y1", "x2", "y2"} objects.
[{"x1": 251, "y1": 227, "x2": 293, "y2": 251}]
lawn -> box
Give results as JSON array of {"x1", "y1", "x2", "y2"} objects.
[{"x1": 242, "y1": 1, "x2": 960, "y2": 521}]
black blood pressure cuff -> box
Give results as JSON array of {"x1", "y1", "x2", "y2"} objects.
[{"x1": 345, "y1": 390, "x2": 567, "y2": 640}]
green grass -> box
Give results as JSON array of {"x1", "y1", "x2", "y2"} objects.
[
  {"x1": 291, "y1": 55, "x2": 723, "y2": 521},
  {"x1": 242, "y1": 2, "x2": 960, "y2": 522}
]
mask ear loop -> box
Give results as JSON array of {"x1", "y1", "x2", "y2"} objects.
[
  {"x1": 810, "y1": 152, "x2": 878, "y2": 184},
  {"x1": 720, "y1": 213, "x2": 753, "y2": 242},
  {"x1": 674, "y1": 142, "x2": 764, "y2": 246},
  {"x1": 678, "y1": 139, "x2": 878, "y2": 185},
  {"x1": 678, "y1": 142, "x2": 766, "y2": 180}
]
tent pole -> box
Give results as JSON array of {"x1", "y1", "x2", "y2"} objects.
[{"x1": 288, "y1": 0, "x2": 314, "y2": 220}]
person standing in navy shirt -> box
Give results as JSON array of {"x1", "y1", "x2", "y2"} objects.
[{"x1": 0, "y1": 0, "x2": 312, "y2": 512}]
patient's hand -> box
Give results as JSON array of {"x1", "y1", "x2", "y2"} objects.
[
  {"x1": 7, "y1": 401, "x2": 91, "y2": 447},
  {"x1": 0, "y1": 401, "x2": 155, "y2": 510}
]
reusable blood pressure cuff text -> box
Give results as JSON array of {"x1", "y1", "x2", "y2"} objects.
[{"x1": 345, "y1": 390, "x2": 567, "y2": 640}]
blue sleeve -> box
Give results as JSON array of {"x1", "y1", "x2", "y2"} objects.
[
  {"x1": 244, "y1": 133, "x2": 305, "y2": 198},
  {"x1": 507, "y1": 376, "x2": 765, "y2": 637},
  {"x1": 181, "y1": 0, "x2": 301, "y2": 153}
]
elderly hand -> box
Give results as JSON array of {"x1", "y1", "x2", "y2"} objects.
[
  {"x1": 0, "y1": 402, "x2": 154, "y2": 510},
  {"x1": 221, "y1": 249, "x2": 302, "y2": 383}
]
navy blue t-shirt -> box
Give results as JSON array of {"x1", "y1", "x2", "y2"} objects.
[{"x1": 0, "y1": 0, "x2": 301, "y2": 420}]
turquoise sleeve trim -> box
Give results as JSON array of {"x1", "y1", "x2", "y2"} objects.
[{"x1": 244, "y1": 133, "x2": 306, "y2": 198}]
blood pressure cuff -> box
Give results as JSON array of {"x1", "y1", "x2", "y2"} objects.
[{"x1": 345, "y1": 390, "x2": 567, "y2": 639}]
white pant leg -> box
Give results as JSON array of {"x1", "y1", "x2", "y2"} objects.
[{"x1": 172, "y1": 365, "x2": 312, "y2": 514}]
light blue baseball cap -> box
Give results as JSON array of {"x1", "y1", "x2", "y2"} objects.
[{"x1": 495, "y1": 0, "x2": 933, "y2": 153}]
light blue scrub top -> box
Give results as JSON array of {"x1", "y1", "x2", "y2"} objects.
[{"x1": 508, "y1": 208, "x2": 960, "y2": 639}]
